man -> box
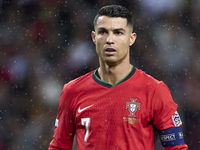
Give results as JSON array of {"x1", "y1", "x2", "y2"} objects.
[{"x1": 49, "y1": 5, "x2": 188, "y2": 150}]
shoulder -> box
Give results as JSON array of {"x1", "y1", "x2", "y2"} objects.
[
  {"x1": 63, "y1": 71, "x2": 94, "y2": 92},
  {"x1": 134, "y1": 68, "x2": 164, "y2": 88},
  {"x1": 59, "y1": 71, "x2": 94, "y2": 107}
]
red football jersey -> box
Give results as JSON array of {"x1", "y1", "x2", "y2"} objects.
[{"x1": 49, "y1": 67, "x2": 188, "y2": 150}]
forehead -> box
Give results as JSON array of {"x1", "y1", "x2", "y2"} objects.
[{"x1": 95, "y1": 16, "x2": 128, "y2": 30}]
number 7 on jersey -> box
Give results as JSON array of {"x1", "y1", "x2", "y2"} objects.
[{"x1": 81, "y1": 118, "x2": 90, "y2": 142}]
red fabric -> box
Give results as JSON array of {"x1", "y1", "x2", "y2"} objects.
[
  {"x1": 49, "y1": 68, "x2": 188, "y2": 150},
  {"x1": 165, "y1": 145, "x2": 188, "y2": 150}
]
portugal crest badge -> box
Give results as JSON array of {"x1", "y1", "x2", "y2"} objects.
[{"x1": 126, "y1": 98, "x2": 140, "y2": 117}]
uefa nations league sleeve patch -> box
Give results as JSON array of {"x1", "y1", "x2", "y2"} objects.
[
  {"x1": 55, "y1": 118, "x2": 59, "y2": 127},
  {"x1": 171, "y1": 111, "x2": 182, "y2": 127}
]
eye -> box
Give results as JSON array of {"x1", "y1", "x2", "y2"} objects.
[
  {"x1": 115, "y1": 31, "x2": 123, "y2": 35},
  {"x1": 98, "y1": 30, "x2": 107, "y2": 35},
  {"x1": 99, "y1": 31, "x2": 105, "y2": 34}
]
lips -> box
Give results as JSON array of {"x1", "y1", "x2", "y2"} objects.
[{"x1": 105, "y1": 48, "x2": 116, "y2": 55}]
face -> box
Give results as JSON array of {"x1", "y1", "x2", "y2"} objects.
[{"x1": 92, "y1": 16, "x2": 136, "y2": 66}]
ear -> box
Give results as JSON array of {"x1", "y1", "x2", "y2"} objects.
[
  {"x1": 91, "y1": 31, "x2": 96, "y2": 44},
  {"x1": 130, "y1": 33, "x2": 137, "y2": 46}
]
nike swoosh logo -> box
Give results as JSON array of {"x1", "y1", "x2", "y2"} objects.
[{"x1": 78, "y1": 104, "x2": 94, "y2": 113}]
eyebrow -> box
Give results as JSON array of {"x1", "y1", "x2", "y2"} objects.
[{"x1": 97, "y1": 27, "x2": 126, "y2": 32}]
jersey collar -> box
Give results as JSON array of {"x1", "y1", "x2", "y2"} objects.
[{"x1": 92, "y1": 65, "x2": 136, "y2": 88}]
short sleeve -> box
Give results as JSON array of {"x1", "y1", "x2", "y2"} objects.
[
  {"x1": 152, "y1": 82, "x2": 178, "y2": 130},
  {"x1": 49, "y1": 84, "x2": 75, "y2": 150}
]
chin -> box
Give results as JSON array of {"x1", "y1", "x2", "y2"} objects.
[{"x1": 104, "y1": 59, "x2": 119, "y2": 66}]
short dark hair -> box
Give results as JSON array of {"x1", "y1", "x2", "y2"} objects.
[{"x1": 93, "y1": 5, "x2": 134, "y2": 31}]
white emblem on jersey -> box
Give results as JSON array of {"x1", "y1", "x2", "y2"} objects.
[{"x1": 78, "y1": 105, "x2": 93, "y2": 113}]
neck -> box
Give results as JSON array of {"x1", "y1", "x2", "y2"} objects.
[{"x1": 97, "y1": 62, "x2": 132, "y2": 85}]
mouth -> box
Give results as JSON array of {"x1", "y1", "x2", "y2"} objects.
[
  {"x1": 105, "y1": 48, "x2": 116, "y2": 55},
  {"x1": 105, "y1": 48, "x2": 116, "y2": 52}
]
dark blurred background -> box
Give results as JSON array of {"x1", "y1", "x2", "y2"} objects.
[{"x1": 0, "y1": 0, "x2": 199, "y2": 149}]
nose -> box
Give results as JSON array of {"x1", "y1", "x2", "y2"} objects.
[{"x1": 106, "y1": 33, "x2": 114, "y2": 44}]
